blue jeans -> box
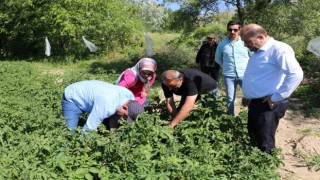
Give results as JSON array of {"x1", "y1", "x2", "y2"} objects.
[
  {"x1": 61, "y1": 94, "x2": 84, "y2": 132},
  {"x1": 224, "y1": 76, "x2": 243, "y2": 116},
  {"x1": 209, "y1": 87, "x2": 219, "y2": 100}
]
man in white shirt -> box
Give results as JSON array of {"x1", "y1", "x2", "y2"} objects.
[{"x1": 240, "y1": 24, "x2": 303, "y2": 153}]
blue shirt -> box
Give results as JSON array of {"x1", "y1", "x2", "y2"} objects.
[
  {"x1": 215, "y1": 37, "x2": 251, "y2": 77},
  {"x1": 64, "y1": 80, "x2": 134, "y2": 130},
  {"x1": 242, "y1": 38, "x2": 303, "y2": 102}
]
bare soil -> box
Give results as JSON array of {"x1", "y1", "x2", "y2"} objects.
[{"x1": 275, "y1": 98, "x2": 320, "y2": 180}]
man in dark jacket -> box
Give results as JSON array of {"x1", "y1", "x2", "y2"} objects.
[{"x1": 195, "y1": 35, "x2": 220, "y2": 82}]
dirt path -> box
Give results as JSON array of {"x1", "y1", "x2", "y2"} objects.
[{"x1": 275, "y1": 98, "x2": 320, "y2": 180}]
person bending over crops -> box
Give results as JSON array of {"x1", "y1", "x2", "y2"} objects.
[
  {"x1": 240, "y1": 24, "x2": 303, "y2": 153},
  {"x1": 116, "y1": 57, "x2": 157, "y2": 107},
  {"x1": 61, "y1": 80, "x2": 144, "y2": 132},
  {"x1": 161, "y1": 69, "x2": 218, "y2": 128}
]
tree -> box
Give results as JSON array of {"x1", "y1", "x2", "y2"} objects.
[
  {"x1": 137, "y1": 1, "x2": 169, "y2": 32},
  {"x1": 0, "y1": 0, "x2": 144, "y2": 58}
]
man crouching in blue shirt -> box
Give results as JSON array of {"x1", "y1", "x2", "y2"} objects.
[{"x1": 61, "y1": 80, "x2": 144, "y2": 132}]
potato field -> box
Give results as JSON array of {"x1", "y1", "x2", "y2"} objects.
[{"x1": 0, "y1": 61, "x2": 282, "y2": 179}]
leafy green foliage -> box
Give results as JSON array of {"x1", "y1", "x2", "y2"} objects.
[
  {"x1": 0, "y1": 0, "x2": 144, "y2": 58},
  {"x1": 151, "y1": 45, "x2": 194, "y2": 77},
  {"x1": 294, "y1": 53, "x2": 320, "y2": 118},
  {"x1": 162, "y1": 0, "x2": 220, "y2": 33},
  {"x1": 244, "y1": 0, "x2": 320, "y2": 41},
  {"x1": 137, "y1": 1, "x2": 169, "y2": 32},
  {"x1": 0, "y1": 60, "x2": 282, "y2": 179}
]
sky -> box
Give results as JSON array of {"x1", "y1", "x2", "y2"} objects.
[
  {"x1": 157, "y1": 0, "x2": 231, "y2": 12},
  {"x1": 156, "y1": 0, "x2": 180, "y2": 11},
  {"x1": 166, "y1": 2, "x2": 180, "y2": 11}
]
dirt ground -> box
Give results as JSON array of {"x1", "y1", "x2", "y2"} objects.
[
  {"x1": 275, "y1": 98, "x2": 320, "y2": 180},
  {"x1": 234, "y1": 97, "x2": 320, "y2": 179}
]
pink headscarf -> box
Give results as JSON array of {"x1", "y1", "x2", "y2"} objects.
[
  {"x1": 116, "y1": 58, "x2": 157, "y2": 84},
  {"x1": 130, "y1": 58, "x2": 157, "y2": 83}
]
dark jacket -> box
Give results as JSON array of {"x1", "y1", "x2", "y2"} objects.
[{"x1": 196, "y1": 42, "x2": 218, "y2": 67}]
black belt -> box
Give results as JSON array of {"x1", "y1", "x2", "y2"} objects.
[
  {"x1": 250, "y1": 97, "x2": 289, "y2": 103},
  {"x1": 250, "y1": 98, "x2": 264, "y2": 102}
]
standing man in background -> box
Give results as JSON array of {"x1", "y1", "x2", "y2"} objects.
[
  {"x1": 195, "y1": 35, "x2": 220, "y2": 99},
  {"x1": 196, "y1": 35, "x2": 220, "y2": 82},
  {"x1": 240, "y1": 24, "x2": 303, "y2": 153},
  {"x1": 215, "y1": 20, "x2": 251, "y2": 116}
]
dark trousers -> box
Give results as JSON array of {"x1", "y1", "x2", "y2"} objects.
[
  {"x1": 247, "y1": 98, "x2": 288, "y2": 153},
  {"x1": 200, "y1": 66, "x2": 220, "y2": 82}
]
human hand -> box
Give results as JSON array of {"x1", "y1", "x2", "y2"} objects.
[
  {"x1": 142, "y1": 91, "x2": 148, "y2": 97},
  {"x1": 168, "y1": 121, "x2": 177, "y2": 128},
  {"x1": 262, "y1": 95, "x2": 273, "y2": 108}
]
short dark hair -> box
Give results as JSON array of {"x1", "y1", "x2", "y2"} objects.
[{"x1": 227, "y1": 20, "x2": 242, "y2": 27}]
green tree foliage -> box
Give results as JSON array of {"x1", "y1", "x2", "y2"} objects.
[
  {"x1": 165, "y1": 0, "x2": 220, "y2": 33},
  {"x1": 244, "y1": 0, "x2": 320, "y2": 41},
  {"x1": 0, "y1": 0, "x2": 144, "y2": 58},
  {"x1": 137, "y1": 1, "x2": 169, "y2": 32},
  {"x1": 162, "y1": 0, "x2": 243, "y2": 32},
  {"x1": 152, "y1": 45, "x2": 194, "y2": 76}
]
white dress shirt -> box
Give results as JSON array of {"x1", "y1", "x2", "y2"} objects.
[{"x1": 242, "y1": 38, "x2": 303, "y2": 102}]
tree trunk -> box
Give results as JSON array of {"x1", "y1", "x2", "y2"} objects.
[{"x1": 236, "y1": 0, "x2": 244, "y2": 25}]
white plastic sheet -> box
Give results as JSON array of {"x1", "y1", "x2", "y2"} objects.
[
  {"x1": 82, "y1": 36, "x2": 97, "y2": 52},
  {"x1": 45, "y1": 37, "x2": 51, "y2": 56},
  {"x1": 143, "y1": 32, "x2": 154, "y2": 57},
  {"x1": 307, "y1": 37, "x2": 320, "y2": 57}
]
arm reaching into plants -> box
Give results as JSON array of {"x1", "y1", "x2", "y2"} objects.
[
  {"x1": 168, "y1": 95, "x2": 197, "y2": 128},
  {"x1": 165, "y1": 97, "x2": 178, "y2": 118}
]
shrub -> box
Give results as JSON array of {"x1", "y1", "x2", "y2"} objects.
[
  {"x1": 151, "y1": 46, "x2": 195, "y2": 77},
  {"x1": 0, "y1": 0, "x2": 144, "y2": 59}
]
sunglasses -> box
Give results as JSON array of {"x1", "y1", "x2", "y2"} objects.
[
  {"x1": 227, "y1": 28, "x2": 239, "y2": 32},
  {"x1": 141, "y1": 71, "x2": 154, "y2": 76}
]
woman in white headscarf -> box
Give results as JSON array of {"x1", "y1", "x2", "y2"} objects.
[{"x1": 116, "y1": 58, "x2": 157, "y2": 106}]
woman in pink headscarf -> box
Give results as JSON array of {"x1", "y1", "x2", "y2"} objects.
[{"x1": 116, "y1": 58, "x2": 157, "y2": 106}]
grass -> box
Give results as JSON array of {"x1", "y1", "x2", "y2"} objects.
[{"x1": 298, "y1": 128, "x2": 320, "y2": 137}]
